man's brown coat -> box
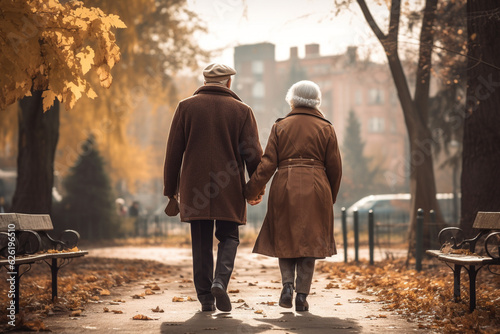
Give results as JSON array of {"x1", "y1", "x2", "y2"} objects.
[{"x1": 163, "y1": 84, "x2": 262, "y2": 224}]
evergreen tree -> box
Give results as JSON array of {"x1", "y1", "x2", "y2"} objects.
[
  {"x1": 339, "y1": 110, "x2": 377, "y2": 206},
  {"x1": 59, "y1": 135, "x2": 118, "y2": 239}
]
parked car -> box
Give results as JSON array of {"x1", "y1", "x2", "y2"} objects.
[{"x1": 344, "y1": 193, "x2": 460, "y2": 230}]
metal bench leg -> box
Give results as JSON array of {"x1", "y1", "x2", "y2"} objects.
[
  {"x1": 468, "y1": 265, "x2": 478, "y2": 312},
  {"x1": 453, "y1": 264, "x2": 462, "y2": 302},
  {"x1": 14, "y1": 264, "x2": 20, "y2": 314},
  {"x1": 51, "y1": 258, "x2": 59, "y2": 301}
]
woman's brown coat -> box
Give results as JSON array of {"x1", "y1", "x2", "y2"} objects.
[
  {"x1": 163, "y1": 84, "x2": 262, "y2": 224},
  {"x1": 245, "y1": 107, "x2": 342, "y2": 258}
]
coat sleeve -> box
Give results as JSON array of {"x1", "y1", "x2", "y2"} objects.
[
  {"x1": 163, "y1": 104, "x2": 185, "y2": 197},
  {"x1": 324, "y1": 125, "x2": 342, "y2": 203},
  {"x1": 244, "y1": 123, "x2": 279, "y2": 200},
  {"x1": 239, "y1": 108, "x2": 263, "y2": 178}
]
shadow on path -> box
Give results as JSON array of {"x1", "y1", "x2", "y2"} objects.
[{"x1": 161, "y1": 310, "x2": 360, "y2": 334}]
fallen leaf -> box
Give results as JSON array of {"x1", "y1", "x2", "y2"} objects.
[
  {"x1": 132, "y1": 314, "x2": 155, "y2": 320},
  {"x1": 228, "y1": 289, "x2": 240, "y2": 293},
  {"x1": 152, "y1": 306, "x2": 164, "y2": 313},
  {"x1": 132, "y1": 294, "x2": 145, "y2": 299},
  {"x1": 254, "y1": 309, "x2": 264, "y2": 314},
  {"x1": 70, "y1": 310, "x2": 82, "y2": 317},
  {"x1": 111, "y1": 310, "x2": 123, "y2": 314},
  {"x1": 99, "y1": 289, "x2": 111, "y2": 296}
]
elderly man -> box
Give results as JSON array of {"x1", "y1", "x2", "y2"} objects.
[{"x1": 163, "y1": 63, "x2": 263, "y2": 312}]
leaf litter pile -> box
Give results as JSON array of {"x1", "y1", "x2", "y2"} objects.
[
  {"x1": 318, "y1": 258, "x2": 499, "y2": 333},
  {"x1": 0, "y1": 257, "x2": 174, "y2": 331}
]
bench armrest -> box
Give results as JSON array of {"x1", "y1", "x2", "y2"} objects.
[
  {"x1": 438, "y1": 227, "x2": 490, "y2": 253},
  {"x1": 485, "y1": 232, "x2": 500, "y2": 260}
]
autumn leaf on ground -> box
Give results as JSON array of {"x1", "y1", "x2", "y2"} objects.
[
  {"x1": 348, "y1": 298, "x2": 371, "y2": 303},
  {"x1": 70, "y1": 310, "x2": 82, "y2": 317},
  {"x1": 131, "y1": 294, "x2": 145, "y2": 299},
  {"x1": 132, "y1": 314, "x2": 156, "y2": 320},
  {"x1": 248, "y1": 282, "x2": 257, "y2": 286},
  {"x1": 99, "y1": 289, "x2": 110, "y2": 296},
  {"x1": 103, "y1": 307, "x2": 109, "y2": 312},
  {"x1": 111, "y1": 310, "x2": 123, "y2": 314},
  {"x1": 254, "y1": 309, "x2": 264, "y2": 314},
  {"x1": 326, "y1": 282, "x2": 339, "y2": 289},
  {"x1": 236, "y1": 303, "x2": 253, "y2": 310},
  {"x1": 151, "y1": 284, "x2": 161, "y2": 291},
  {"x1": 335, "y1": 302, "x2": 342, "y2": 305},
  {"x1": 259, "y1": 301, "x2": 276, "y2": 306},
  {"x1": 19, "y1": 320, "x2": 50, "y2": 332},
  {"x1": 172, "y1": 296, "x2": 195, "y2": 302},
  {"x1": 145, "y1": 289, "x2": 155, "y2": 295},
  {"x1": 151, "y1": 306, "x2": 164, "y2": 313},
  {"x1": 113, "y1": 299, "x2": 126, "y2": 303},
  {"x1": 228, "y1": 289, "x2": 240, "y2": 293},
  {"x1": 235, "y1": 299, "x2": 245, "y2": 303}
]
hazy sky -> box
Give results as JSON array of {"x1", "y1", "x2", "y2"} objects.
[{"x1": 186, "y1": 0, "x2": 391, "y2": 68}]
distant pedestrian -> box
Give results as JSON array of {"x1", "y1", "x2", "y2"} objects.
[
  {"x1": 129, "y1": 201, "x2": 140, "y2": 236},
  {"x1": 163, "y1": 63, "x2": 262, "y2": 312},
  {"x1": 245, "y1": 80, "x2": 342, "y2": 312}
]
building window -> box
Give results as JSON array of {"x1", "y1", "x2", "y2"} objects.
[
  {"x1": 355, "y1": 89, "x2": 362, "y2": 105},
  {"x1": 390, "y1": 91, "x2": 398, "y2": 106},
  {"x1": 253, "y1": 81, "x2": 265, "y2": 98},
  {"x1": 368, "y1": 89, "x2": 384, "y2": 105},
  {"x1": 368, "y1": 117, "x2": 385, "y2": 133},
  {"x1": 252, "y1": 61, "x2": 264, "y2": 75}
]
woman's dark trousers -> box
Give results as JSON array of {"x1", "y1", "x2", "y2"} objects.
[{"x1": 279, "y1": 257, "x2": 316, "y2": 294}]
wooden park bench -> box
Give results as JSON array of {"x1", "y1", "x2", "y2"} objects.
[
  {"x1": 0, "y1": 213, "x2": 88, "y2": 314},
  {"x1": 426, "y1": 211, "x2": 500, "y2": 312}
]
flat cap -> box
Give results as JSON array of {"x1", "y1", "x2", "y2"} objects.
[{"x1": 203, "y1": 63, "x2": 236, "y2": 82}]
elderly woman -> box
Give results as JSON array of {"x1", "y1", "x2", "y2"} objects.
[{"x1": 245, "y1": 80, "x2": 342, "y2": 312}]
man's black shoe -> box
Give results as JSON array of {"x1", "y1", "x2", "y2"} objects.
[
  {"x1": 201, "y1": 303, "x2": 216, "y2": 312},
  {"x1": 211, "y1": 282, "x2": 231, "y2": 312}
]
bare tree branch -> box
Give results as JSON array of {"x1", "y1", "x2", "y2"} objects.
[{"x1": 356, "y1": 0, "x2": 387, "y2": 41}]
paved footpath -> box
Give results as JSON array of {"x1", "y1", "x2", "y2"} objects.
[{"x1": 39, "y1": 246, "x2": 428, "y2": 334}]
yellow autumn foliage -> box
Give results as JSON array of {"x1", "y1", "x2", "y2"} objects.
[
  {"x1": 0, "y1": 0, "x2": 125, "y2": 111},
  {"x1": 56, "y1": 0, "x2": 208, "y2": 189}
]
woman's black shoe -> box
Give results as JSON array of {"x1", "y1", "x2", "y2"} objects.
[
  {"x1": 279, "y1": 283, "x2": 294, "y2": 308},
  {"x1": 295, "y1": 293, "x2": 309, "y2": 312}
]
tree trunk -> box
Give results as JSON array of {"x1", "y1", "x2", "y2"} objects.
[
  {"x1": 461, "y1": 0, "x2": 500, "y2": 236},
  {"x1": 11, "y1": 90, "x2": 60, "y2": 214},
  {"x1": 357, "y1": 0, "x2": 445, "y2": 253}
]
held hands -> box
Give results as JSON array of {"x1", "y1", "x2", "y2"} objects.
[{"x1": 247, "y1": 189, "x2": 265, "y2": 206}]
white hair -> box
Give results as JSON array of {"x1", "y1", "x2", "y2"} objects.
[{"x1": 285, "y1": 80, "x2": 322, "y2": 110}]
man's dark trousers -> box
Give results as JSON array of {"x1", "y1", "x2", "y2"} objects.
[{"x1": 190, "y1": 220, "x2": 239, "y2": 304}]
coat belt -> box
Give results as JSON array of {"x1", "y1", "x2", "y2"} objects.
[{"x1": 278, "y1": 158, "x2": 325, "y2": 170}]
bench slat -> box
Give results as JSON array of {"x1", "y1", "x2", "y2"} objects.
[
  {"x1": 473, "y1": 212, "x2": 500, "y2": 230},
  {"x1": 426, "y1": 250, "x2": 497, "y2": 265},
  {"x1": 0, "y1": 251, "x2": 88, "y2": 265},
  {"x1": 0, "y1": 213, "x2": 53, "y2": 232}
]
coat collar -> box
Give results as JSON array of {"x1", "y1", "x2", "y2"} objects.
[
  {"x1": 193, "y1": 84, "x2": 242, "y2": 101},
  {"x1": 277, "y1": 107, "x2": 331, "y2": 124}
]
